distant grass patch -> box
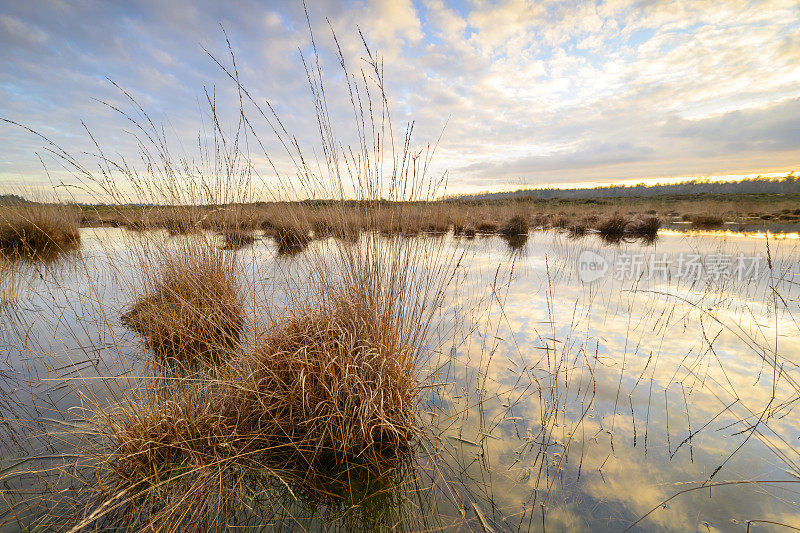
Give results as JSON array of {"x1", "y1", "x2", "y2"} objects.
[
  {"x1": 689, "y1": 214, "x2": 725, "y2": 229},
  {"x1": 596, "y1": 213, "x2": 628, "y2": 242},
  {"x1": 500, "y1": 214, "x2": 529, "y2": 237},
  {"x1": 0, "y1": 204, "x2": 80, "y2": 261},
  {"x1": 220, "y1": 226, "x2": 256, "y2": 250},
  {"x1": 627, "y1": 215, "x2": 661, "y2": 241}
]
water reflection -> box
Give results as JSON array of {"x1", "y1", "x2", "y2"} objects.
[
  {"x1": 502, "y1": 232, "x2": 529, "y2": 250},
  {"x1": 1, "y1": 228, "x2": 799, "y2": 531}
]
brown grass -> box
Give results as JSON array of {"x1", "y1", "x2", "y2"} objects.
[
  {"x1": 73, "y1": 193, "x2": 800, "y2": 247},
  {"x1": 596, "y1": 213, "x2": 629, "y2": 241},
  {"x1": 220, "y1": 225, "x2": 256, "y2": 250},
  {"x1": 0, "y1": 204, "x2": 81, "y2": 261},
  {"x1": 568, "y1": 219, "x2": 589, "y2": 237},
  {"x1": 121, "y1": 247, "x2": 243, "y2": 362},
  {"x1": 500, "y1": 214, "x2": 530, "y2": 237},
  {"x1": 627, "y1": 215, "x2": 661, "y2": 240},
  {"x1": 476, "y1": 220, "x2": 499, "y2": 233},
  {"x1": 309, "y1": 207, "x2": 362, "y2": 241},
  {"x1": 689, "y1": 214, "x2": 725, "y2": 229},
  {"x1": 551, "y1": 213, "x2": 570, "y2": 229},
  {"x1": 267, "y1": 219, "x2": 312, "y2": 255}
]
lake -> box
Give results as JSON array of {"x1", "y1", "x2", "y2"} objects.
[{"x1": 1, "y1": 227, "x2": 799, "y2": 531}]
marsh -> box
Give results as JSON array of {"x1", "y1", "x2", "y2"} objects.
[{"x1": 1, "y1": 225, "x2": 798, "y2": 531}]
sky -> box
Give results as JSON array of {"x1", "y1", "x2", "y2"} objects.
[{"x1": 1, "y1": 0, "x2": 799, "y2": 200}]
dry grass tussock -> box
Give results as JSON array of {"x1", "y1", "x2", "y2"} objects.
[
  {"x1": 626, "y1": 214, "x2": 661, "y2": 241},
  {"x1": 266, "y1": 218, "x2": 312, "y2": 254},
  {"x1": 310, "y1": 208, "x2": 362, "y2": 241},
  {"x1": 688, "y1": 214, "x2": 725, "y2": 229},
  {"x1": 0, "y1": 204, "x2": 81, "y2": 261},
  {"x1": 596, "y1": 213, "x2": 629, "y2": 241},
  {"x1": 1, "y1": 21, "x2": 470, "y2": 531},
  {"x1": 91, "y1": 233, "x2": 435, "y2": 528},
  {"x1": 500, "y1": 214, "x2": 529, "y2": 237},
  {"x1": 220, "y1": 225, "x2": 256, "y2": 250},
  {"x1": 121, "y1": 246, "x2": 243, "y2": 363},
  {"x1": 113, "y1": 284, "x2": 417, "y2": 476},
  {"x1": 590, "y1": 212, "x2": 661, "y2": 243}
]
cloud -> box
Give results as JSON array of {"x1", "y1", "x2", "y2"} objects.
[
  {"x1": 1, "y1": 0, "x2": 799, "y2": 197},
  {"x1": 664, "y1": 97, "x2": 800, "y2": 153}
]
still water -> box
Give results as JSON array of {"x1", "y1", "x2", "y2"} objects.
[{"x1": 1, "y1": 228, "x2": 799, "y2": 531}]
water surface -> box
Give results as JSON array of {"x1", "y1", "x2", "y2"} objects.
[{"x1": 1, "y1": 228, "x2": 799, "y2": 531}]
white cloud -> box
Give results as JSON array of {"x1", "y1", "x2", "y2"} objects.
[{"x1": 1, "y1": 0, "x2": 798, "y2": 198}]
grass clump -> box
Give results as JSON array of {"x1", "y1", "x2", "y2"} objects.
[
  {"x1": 265, "y1": 220, "x2": 312, "y2": 255},
  {"x1": 220, "y1": 226, "x2": 256, "y2": 250},
  {"x1": 551, "y1": 214, "x2": 570, "y2": 229},
  {"x1": 154, "y1": 211, "x2": 197, "y2": 236},
  {"x1": 689, "y1": 214, "x2": 725, "y2": 229},
  {"x1": 596, "y1": 213, "x2": 629, "y2": 242},
  {"x1": 627, "y1": 215, "x2": 661, "y2": 241},
  {"x1": 0, "y1": 204, "x2": 81, "y2": 261},
  {"x1": 121, "y1": 248, "x2": 243, "y2": 362},
  {"x1": 499, "y1": 214, "x2": 530, "y2": 249},
  {"x1": 310, "y1": 208, "x2": 362, "y2": 241},
  {"x1": 500, "y1": 214, "x2": 529, "y2": 237},
  {"x1": 476, "y1": 220, "x2": 498, "y2": 234},
  {"x1": 568, "y1": 220, "x2": 589, "y2": 238},
  {"x1": 104, "y1": 263, "x2": 427, "y2": 528},
  {"x1": 240, "y1": 288, "x2": 418, "y2": 455}
]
